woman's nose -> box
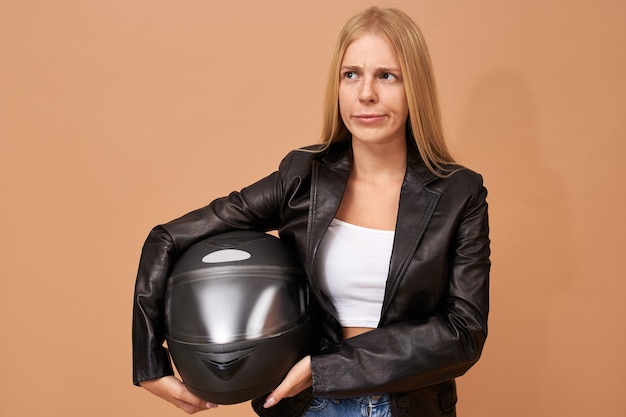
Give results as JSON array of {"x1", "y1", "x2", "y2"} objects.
[{"x1": 358, "y1": 78, "x2": 378, "y2": 103}]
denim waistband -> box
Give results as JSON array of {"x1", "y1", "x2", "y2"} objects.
[{"x1": 353, "y1": 395, "x2": 390, "y2": 406}]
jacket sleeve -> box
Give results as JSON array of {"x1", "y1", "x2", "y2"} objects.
[
  {"x1": 131, "y1": 153, "x2": 294, "y2": 385},
  {"x1": 310, "y1": 173, "x2": 490, "y2": 397}
]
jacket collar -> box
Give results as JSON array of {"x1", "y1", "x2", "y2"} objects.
[
  {"x1": 308, "y1": 139, "x2": 442, "y2": 321},
  {"x1": 316, "y1": 138, "x2": 438, "y2": 184}
]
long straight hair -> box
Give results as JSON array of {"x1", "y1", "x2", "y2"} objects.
[{"x1": 320, "y1": 7, "x2": 455, "y2": 176}]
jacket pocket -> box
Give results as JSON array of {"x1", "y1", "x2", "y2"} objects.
[
  {"x1": 393, "y1": 380, "x2": 457, "y2": 416},
  {"x1": 438, "y1": 380, "x2": 457, "y2": 413}
]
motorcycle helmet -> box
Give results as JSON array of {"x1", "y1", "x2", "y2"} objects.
[{"x1": 165, "y1": 230, "x2": 311, "y2": 404}]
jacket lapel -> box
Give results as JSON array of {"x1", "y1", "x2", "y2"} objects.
[
  {"x1": 381, "y1": 148, "x2": 441, "y2": 319},
  {"x1": 306, "y1": 145, "x2": 351, "y2": 284}
]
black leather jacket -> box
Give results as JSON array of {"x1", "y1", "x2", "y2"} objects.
[{"x1": 132, "y1": 140, "x2": 490, "y2": 417}]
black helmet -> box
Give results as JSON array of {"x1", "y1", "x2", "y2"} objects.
[{"x1": 165, "y1": 231, "x2": 311, "y2": 404}]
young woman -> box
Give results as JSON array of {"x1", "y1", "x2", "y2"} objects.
[{"x1": 132, "y1": 7, "x2": 490, "y2": 417}]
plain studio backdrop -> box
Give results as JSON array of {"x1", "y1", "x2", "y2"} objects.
[{"x1": 1, "y1": 1, "x2": 624, "y2": 416}]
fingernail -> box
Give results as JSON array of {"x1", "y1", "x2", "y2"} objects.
[
  {"x1": 263, "y1": 397, "x2": 276, "y2": 408},
  {"x1": 206, "y1": 402, "x2": 217, "y2": 409}
]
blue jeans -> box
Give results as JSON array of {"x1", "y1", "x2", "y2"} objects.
[{"x1": 302, "y1": 395, "x2": 391, "y2": 417}]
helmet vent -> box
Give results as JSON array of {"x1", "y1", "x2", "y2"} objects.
[
  {"x1": 202, "y1": 249, "x2": 251, "y2": 263},
  {"x1": 196, "y1": 348, "x2": 255, "y2": 381}
]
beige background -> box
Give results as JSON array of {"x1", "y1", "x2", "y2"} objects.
[{"x1": 2, "y1": 1, "x2": 625, "y2": 416}]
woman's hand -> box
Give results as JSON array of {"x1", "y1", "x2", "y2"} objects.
[
  {"x1": 263, "y1": 355, "x2": 312, "y2": 408},
  {"x1": 140, "y1": 376, "x2": 218, "y2": 414}
]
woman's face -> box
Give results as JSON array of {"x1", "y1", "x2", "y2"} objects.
[{"x1": 338, "y1": 33, "x2": 409, "y2": 148}]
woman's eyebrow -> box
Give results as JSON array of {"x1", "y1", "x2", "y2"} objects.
[
  {"x1": 377, "y1": 66, "x2": 402, "y2": 73},
  {"x1": 340, "y1": 65, "x2": 401, "y2": 72}
]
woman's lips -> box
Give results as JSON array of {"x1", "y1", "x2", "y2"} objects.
[{"x1": 353, "y1": 114, "x2": 386, "y2": 124}]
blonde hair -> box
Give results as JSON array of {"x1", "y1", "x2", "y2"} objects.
[{"x1": 321, "y1": 7, "x2": 455, "y2": 175}]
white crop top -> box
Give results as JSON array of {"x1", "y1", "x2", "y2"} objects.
[{"x1": 316, "y1": 218, "x2": 395, "y2": 328}]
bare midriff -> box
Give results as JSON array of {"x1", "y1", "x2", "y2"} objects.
[{"x1": 343, "y1": 327, "x2": 376, "y2": 340}]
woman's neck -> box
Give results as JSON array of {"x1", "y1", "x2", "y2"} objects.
[
  {"x1": 350, "y1": 139, "x2": 407, "y2": 180},
  {"x1": 335, "y1": 139, "x2": 407, "y2": 230}
]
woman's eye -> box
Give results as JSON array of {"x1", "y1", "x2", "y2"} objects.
[
  {"x1": 344, "y1": 71, "x2": 357, "y2": 79},
  {"x1": 381, "y1": 73, "x2": 397, "y2": 80}
]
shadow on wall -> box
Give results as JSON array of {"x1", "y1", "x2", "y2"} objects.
[{"x1": 456, "y1": 71, "x2": 576, "y2": 415}]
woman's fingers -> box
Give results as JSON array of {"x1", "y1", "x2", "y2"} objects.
[
  {"x1": 140, "y1": 376, "x2": 218, "y2": 413},
  {"x1": 264, "y1": 356, "x2": 312, "y2": 408},
  {"x1": 169, "y1": 379, "x2": 218, "y2": 413}
]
